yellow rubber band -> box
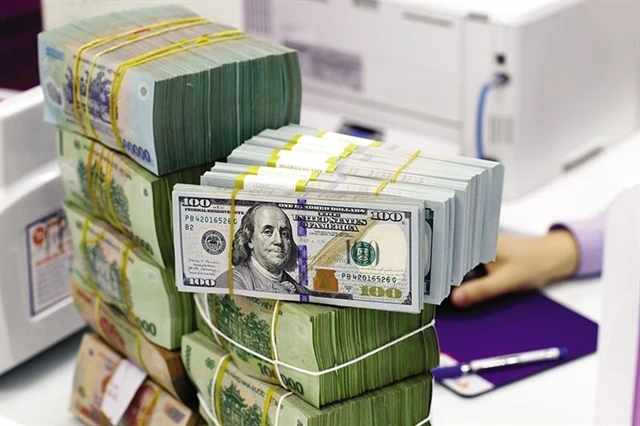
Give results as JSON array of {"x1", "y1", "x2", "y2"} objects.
[
  {"x1": 214, "y1": 357, "x2": 232, "y2": 424},
  {"x1": 73, "y1": 17, "x2": 207, "y2": 137},
  {"x1": 80, "y1": 217, "x2": 107, "y2": 299},
  {"x1": 110, "y1": 30, "x2": 246, "y2": 152},
  {"x1": 235, "y1": 174, "x2": 247, "y2": 189},
  {"x1": 137, "y1": 387, "x2": 163, "y2": 426},
  {"x1": 261, "y1": 385, "x2": 280, "y2": 426},
  {"x1": 135, "y1": 329, "x2": 149, "y2": 374},
  {"x1": 266, "y1": 152, "x2": 279, "y2": 167},
  {"x1": 315, "y1": 130, "x2": 327, "y2": 137},
  {"x1": 247, "y1": 165, "x2": 260, "y2": 175},
  {"x1": 228, "y1": 187, "x2": 240, "y2": 295},
  {"x1": 374, "y1": 180, "x2": 389, "y2": 196},
  {"x1": 86, "y1": 142, "x2": 105, "y2": 215},
  {"x1": 104, "y1": 151, "x2": 126, "y2": 233},
  {"x1": 119, "y1": 241, "x2": 138, "y2": 326},
  {"x1": 295, "y1": 179, "x2": 308, "y2": 191},
  {"x1": 80, "y1": 18, "x2": 208, "y2": 141},
  {"x1": 370, "y1": 141, "x2": 383, "y2": 147},
  {"x1": 390, "y1": 150, "x2": 421, "y2": 183}
]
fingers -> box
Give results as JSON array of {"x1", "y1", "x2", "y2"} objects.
[{"x1": 450, "y1": 266, "x2": 523, "y2": 308}]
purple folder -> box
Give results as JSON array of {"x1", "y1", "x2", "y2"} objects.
[{"x1": 435, "y1": 290, "x2": 598, "y2": 397}]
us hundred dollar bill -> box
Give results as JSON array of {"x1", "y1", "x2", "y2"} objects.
[{"x1": 172, "y1": 184, "x2": 425, "y2": 313}]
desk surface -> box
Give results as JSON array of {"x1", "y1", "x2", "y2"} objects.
[{"x1": 1, "y1": 109, "x2": 638, "y2": 425}]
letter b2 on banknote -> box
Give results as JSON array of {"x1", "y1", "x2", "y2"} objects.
[{"x1": 172, "y1": 185, "x2": 425, "y2": 312}]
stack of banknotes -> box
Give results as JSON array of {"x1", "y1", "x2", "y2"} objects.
[
  {"x1": 38, "y1": 4, "x2": 301, "y2": 175},
  {"x1": 36, "y1": 4, "x2": 303, "y2": 425},
  {"x1": 183, "y1": 293, "x2": 436, "y2": 425},
  {"x1": 172, "y1": 125, "x2": 503, "y2": 309},
  {"x1": 71, "y1": 333, "x2": 203, "y2": 426}
]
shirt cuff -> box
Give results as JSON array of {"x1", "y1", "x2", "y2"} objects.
[{"x1": 550, "y1": 213, "x2": 606, "y2": 279}]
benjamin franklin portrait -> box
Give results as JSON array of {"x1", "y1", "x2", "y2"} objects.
[{"x1": 215, "y1": 203, "x2": 310, "y2": 295}]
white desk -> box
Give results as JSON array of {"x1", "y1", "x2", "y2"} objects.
[{"x1": 1, "y1": 108, "x2": 638, "y2": 425}]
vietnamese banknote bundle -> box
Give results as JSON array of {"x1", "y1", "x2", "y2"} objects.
[
  {"x1": 70, "y1": 274, "x2": 196, "y2": 404},
  {"x1": 56, "y1": 127, "x2": 210, "y2": 268},
  {"x1": 192, "y1": 292, "x2": 438, "y2": 407},
  {"x1": 172, "y1": 183, "x2": 432, "y2": 311},
  {"x1": 70, "y1": 333, "x2": 203, "y2": 426},
  {"x1": 182, "y1": 331, "x2": 433, "y2": 426},
  {"x1": 38, "y1": 4, "x2": 302, "y2": 176},
  {"x1": 64, "y1": 201, "x2": 194, "y2": 349}
]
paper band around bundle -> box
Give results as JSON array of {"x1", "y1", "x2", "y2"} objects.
[
  {"x1": 194, "y1": 294, "x2": 436, "y2": 383},
  {"x1": 97, "y1": 358, "x2": 163, "y2": 426}
]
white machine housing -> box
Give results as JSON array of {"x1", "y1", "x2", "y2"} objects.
[
  {"x1": 243, "y1": 0, "x2": 640, "y2": 199},
  {"x1": 0, "y1": 87, "x2": 85, "y2": 375}
]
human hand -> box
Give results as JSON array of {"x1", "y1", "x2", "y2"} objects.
[{"x1": 450, "y1": 230, "x2": 580, "y2": 308}]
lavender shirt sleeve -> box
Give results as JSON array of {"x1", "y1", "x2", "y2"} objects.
[{"x1": 550, "y1": 212, "x2": 606, "y2": 278}]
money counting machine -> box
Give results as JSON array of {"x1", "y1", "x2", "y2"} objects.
[
  {"x1": 0, "y1": 87, "x2": 85, "y2": 375},
  {"x1": 244, "y1": 0, "x2": 639, "y2": 200}
]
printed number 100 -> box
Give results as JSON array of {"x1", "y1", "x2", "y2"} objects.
[{"x1": 361, "y1": 286, "x2": 402, "y2": 299}]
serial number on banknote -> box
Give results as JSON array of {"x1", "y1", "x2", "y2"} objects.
[
  {"x1": 184, "y1": 215, "x2": 238, "y2": 225},
  {"x1": 341, "y1": 273, "x2": 399, "y2": 284}
]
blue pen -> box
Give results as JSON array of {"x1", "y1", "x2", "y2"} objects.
[{"x1": 432, "y1": 347, "x2": 569, "y2": 380}]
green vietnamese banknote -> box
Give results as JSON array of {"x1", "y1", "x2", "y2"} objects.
[
  {"x1": 63, "y1": 201, "x2": 194, "y2": 349},
  {"x1": 183, "y1": 331, "x2": 433, "y2": 426},
  {"x1": 56, "y1": 127, "x2": 209, "y2": 267},
  {"x1": 37, "y1": 5, "x2": 302, "y2": 176},
  {"x1": 193, "y1": 292, "x2": 438, "y2": 408}
]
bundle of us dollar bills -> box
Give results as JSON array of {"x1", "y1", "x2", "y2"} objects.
[
  {"x1": 174, "y1": 126, "x2": 503, "y2": 308},
  {"x1": 172, "y1": 183, "x2": 432, "y2": 312},
  {"x1": 38, "y1": 4, "x2": 301, "y2": 176}
]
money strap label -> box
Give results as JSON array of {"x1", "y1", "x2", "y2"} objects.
[
  {"x1": 72, "y1": 17, "x2": 208, "y2": 138},
  {"x1": 110, "y1": 30, "x2": 247, "y2": 152},
  {"x1": 236, "y1": 174, "x2": 302, "y2": 193},
  {"x1": 100, "y1": 359, "x2": 147, "y2": 425},
  {"x1": 194, "y1": 294, "x2": 436, "y2": 378},
  {"x1": 390, "y1": 150, "x2": 421, "y2": 183},
  {"x1": 319, "y1": 131, "x2": 383, "y2": 148},
  {"x1": 252, "y1": 166, "x2": 319, "y2": 181}
]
